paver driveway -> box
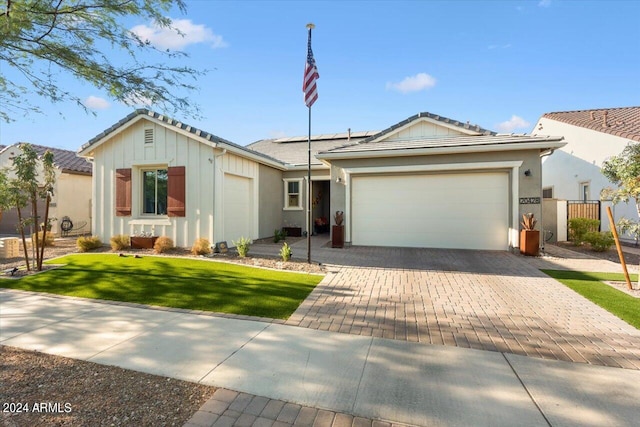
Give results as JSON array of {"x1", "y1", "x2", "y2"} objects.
[{"x1": 282, "y1": 246, "x2": 640, "y2": 370}]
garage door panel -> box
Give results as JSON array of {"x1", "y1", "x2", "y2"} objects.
[
  {"x1": 223, "y1": 174, "x2": 252, "y2": 244},
  {"x1": 352, "y1": 173, "x2": 509, "y2": 250}
]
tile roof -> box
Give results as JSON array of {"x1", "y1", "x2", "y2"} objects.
[
  {"x1": 319, "y1": 134, "x2": 564, "y2": 156},
  {"x1": 2, "y1": 143, "x2": 92, "y2": 174},
  {"x1": 541, "y1": 107, "x2": 640, "y2": 142},
  {"x1": 80, "y1": 109, "x2": 285, "y2": 166},
  {"x1": 247, "y1": 131, "x2": 378, "y2": 166}
]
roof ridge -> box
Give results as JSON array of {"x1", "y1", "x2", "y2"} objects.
[{"x1": 81, "y1": 109, "x2": 287, "y2": 167}]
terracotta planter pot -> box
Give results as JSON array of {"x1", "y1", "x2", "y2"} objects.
[
  {"x1": 332, "y1": 225, "x2": 344, "y2": 248},
  {"x1": 282, "y1": 227, "x2": 302, "y2": 237},
  {"x1": 520, "y1": 230, "x2": 540, "y2": 256},
  {"x1": 131, "y1": 236, "x2": 158, "y2": 249}
]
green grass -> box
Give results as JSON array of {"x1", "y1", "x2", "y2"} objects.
[
  {"x1": 542, "y1": 270, "x2": 640, "y2": 329},
  {"x1": 0, "y1": 254, "x2": 323, "y2": 319}
]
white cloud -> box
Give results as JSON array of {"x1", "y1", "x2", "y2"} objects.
[
  {"x1": 386, "y1": 73, "x2": 436, "y2": 94},
  {"x1": 130, "y1": 18, "x2": 227, "y2": 51},
  {"x1": 84, "y1": 96, "x2": 110, "y2": 110},
  {"x1": 496, "y1": 115, "x2": 530, "y2": 133},
  {"x1": 538, "y1": 0, "x2": 551, "y2": 7}
]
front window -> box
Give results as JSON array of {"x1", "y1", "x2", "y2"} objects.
[
  {"x1": 284, "y1": 178, "x2": 303, "y2": 210},
  {"x1": 142, "y1": 169, "x2": 168, "y2": 215},
  {"x1": 579, "y1": 182, "x2": 590, "y2": 202}
]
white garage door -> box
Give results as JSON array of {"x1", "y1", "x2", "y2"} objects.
[
  {"x1": 351, "y1": 172, "x2": 509, "y2": 250},
  {"x1": 223, "y1": 174, "x2": 252, "y2": 244}
]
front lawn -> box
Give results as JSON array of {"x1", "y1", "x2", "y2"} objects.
[
  {"x1": 542, "y1": 270, "x2": 640, "y2": 329},
  {"x1": 0, "y1": 254, "x2": 323, "y2": 319}
]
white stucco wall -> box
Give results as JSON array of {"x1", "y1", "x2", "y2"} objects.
[{"x1": 534, "y1": 117, "x2": 639, "y2": 238}]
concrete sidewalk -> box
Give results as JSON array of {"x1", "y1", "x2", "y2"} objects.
[{"x1": 2, "y1": 289, "x2": 639, "y2": 427}]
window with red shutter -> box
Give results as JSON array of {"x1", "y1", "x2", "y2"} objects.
[
  {"x1": 115, "y1": 168, "x2": 132, "y2": 216},
  {"x1": 167, "y1": 166, "x2": 186, "y2": 217}
]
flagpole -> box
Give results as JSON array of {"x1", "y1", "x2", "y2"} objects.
[{"x1": 306, "y1": 23, "x2": 314, "y2": 264}]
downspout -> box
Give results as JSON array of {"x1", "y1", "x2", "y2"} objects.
[
  {"x1": 212, "y1": 148, "x2": 226, "y2": 245},
  {"x1": 539, "y1": 146, "x2": 559, "y2": 252}
]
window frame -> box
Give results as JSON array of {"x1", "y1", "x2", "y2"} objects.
[
  {"x1": 140, "y1": 167, "x2": 169, "y2": 216},
  {"x1": 579, "y1": 181, "x2": 590, "y2": 202},
  {"x1": 283, "y1": 178, "x2": 304, "y2": 210}
]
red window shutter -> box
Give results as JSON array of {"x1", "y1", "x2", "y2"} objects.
[
  {"x1": 167, "y1": 166, "x2": 186, "y2": 217},
  {"x1": 115, "y1": 168, "x2": 132, "y2": 216}
]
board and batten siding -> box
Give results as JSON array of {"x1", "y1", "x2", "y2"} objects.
[
  {"x1": 213, "y1": 151, "x2": 260, "y2": 245},
  {"x1": 92, "y1": 119, "x2": 217, "y2": 247}
]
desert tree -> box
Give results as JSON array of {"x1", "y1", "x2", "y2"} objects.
[
  {"x1": 601, "y1": 141, "x2": 640, "y2": 286},
  {"x1": 0, "y1": 0, "x2": 204, "y2": 122},
  {"x1": 9, "y1": 143, "x2": 56, "y2": 271}
]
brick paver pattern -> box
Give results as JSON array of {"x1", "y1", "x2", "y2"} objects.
[
  {"x1": 185, "y1": 388, "x2": 416, "y2": 427},
  {"x1": 285, "y1": 247, "x2": 640, "y2": 370}
]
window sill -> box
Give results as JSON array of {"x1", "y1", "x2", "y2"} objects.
[
  {"x1": 283, "y1": 207, "x2": 304, "y2": 211},
  {"x1": 129, "y1": 218, "x2": 172, "y2": 226}
]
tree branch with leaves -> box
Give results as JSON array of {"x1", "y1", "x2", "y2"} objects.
[{"x1": 0, "y1": 0, "x2": 205, "y2": 122}]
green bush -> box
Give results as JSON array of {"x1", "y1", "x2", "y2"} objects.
[
  {"x1": 233, "y1": 237, "x2": 251, "y2": 258},
  {"x1": 77, "y1": 235, "x2": 102, "y2": 252},
  {"x1": 110, "y1": 234, "x2": 130, "y2": 251},
  {"x1": 584, "y1": 231, "x2": 615, "y2": 252},
  {"x1": 153, "y1": 236, "x2": 174, "y2": 254},
  {"x1": 191, "y1": 238, "x2": 212, "y2": 255},
  {"x1": 568, "y1": 218, "x2": 600, "y2": 245},
  {"x1": 32, "y1": 231, "x2": 54, "y2": 247},
  {"x1": 280, "y1": 242, "x2": 292, "y2": 262},
  {"x1": 273, "y1": 228, "x2": 287, "y2": 243}
]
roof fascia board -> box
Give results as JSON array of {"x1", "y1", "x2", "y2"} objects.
[
  {"x1": 217, "y1": 142, "x2": 287, "y2": 170},
  {"x1": 371, "y1": 116, "x2": 483, "y2": 143},
  {"x1": 284, "y1": 164, "x2": 330, "y2": 171},
  {"x1": 78, "y1": 113, "x2": 286, "y2": 170},
  {"x1": 78, "y1": 114, "x2": 218, "y2": 158},
  {"x1": 317, "y1": 139, "x2": 566, "y2": 160}
]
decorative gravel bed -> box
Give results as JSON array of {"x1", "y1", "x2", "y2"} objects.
[{"x1": 1, "y1": 346, "x2": 216, "y2": 427}]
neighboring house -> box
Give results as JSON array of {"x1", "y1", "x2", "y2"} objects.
[
  {"x1": 79, "y1": 109, "x2": 564, "y2": 251},
  {"x1": 0, "y1": 143, "x2": 92, "y2": 236},
  {"x1": 532, "y1": 107, "x2": 640, "y2": 241}
]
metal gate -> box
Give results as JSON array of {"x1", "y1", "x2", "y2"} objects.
[{"x1": 567, "y1": 200, "x2": 601, "y2": 231}]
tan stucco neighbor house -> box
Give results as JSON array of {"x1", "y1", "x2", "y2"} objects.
[
  {"x1": 78, "y1": 110, "x2": 565, "y2": 251},
  {"x1": 0, "y1": 143, "x2": 92, "y2": 236}
]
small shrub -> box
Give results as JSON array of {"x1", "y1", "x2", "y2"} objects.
[
  {"x1": 521, "y1": 213, "x2": 537, "y2": 231},
  {"x1": 110, "y1": 234, "x2": 130, "y2": 251},
  {"x1": 280, "y1": 242, "x2": 292, "y2": 262},
  {"x1": 273, "y1": 228, "x2": 287, "y2": 243},
  {"x1": 32, "y1": 231, "x2": 54, "y2": 247},
  {"x1": 584, "y1": 231, "x2": 615, "y2": 252},
  {"x1": 191, "y1": 238, "x2": 212, "y2": 255},
  {"x1": 233, "y1": 237, "x2": 251, "y2": 258},
  {"x1": 568, "y1": 218, "x2": 600, "y2": 245},
  {"x1": 153, "y1": 236, "x2": 174, "y2": 254},
  {"x1": 77, "y1": 235, "x2": 102, "y2": 252}
]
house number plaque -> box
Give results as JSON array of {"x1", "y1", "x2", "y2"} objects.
[{"x1": 519, "y1": 197, "x2": 541, "y2": 205}]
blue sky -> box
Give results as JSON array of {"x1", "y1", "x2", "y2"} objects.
[{"x1": 1, "y1": 0, "x2": 639, "y2": 151}]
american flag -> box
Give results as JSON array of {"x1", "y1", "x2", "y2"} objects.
[{"x1": 303, "y1": 28, "x2": 319, "y2": 108}]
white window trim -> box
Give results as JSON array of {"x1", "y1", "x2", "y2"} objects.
[
  {"x1": 283, "y1": 178, "x2": 304, "y2": 211},
  {"x1": 139, "y1": 166, "x2": 169, "y2": 217},
  {"x1": 579, "y1": 181, "x2": 590, "y2": 201}
]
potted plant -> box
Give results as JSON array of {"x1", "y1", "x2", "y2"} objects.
[
  {"x1": 332, "y1": 211, "x2": 344, "y2": 248},
  {"x1": 520, "y1": 213, "x2": 539, "y2": 256}
]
